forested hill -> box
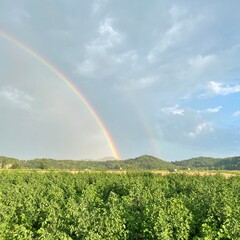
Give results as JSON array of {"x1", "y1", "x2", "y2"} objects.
[
  {"x1": 0, "y1": 155, "x2": 240, "y2": 170},
  {"x1": 173, "y1": 156, "x2": 240, "y2": 170},
  {"x1": 124, "y1": 155, "x2": 175, "y2": 170},
  {"x1": 0, "y1": 155, "x2": 175, "y2": 170}
]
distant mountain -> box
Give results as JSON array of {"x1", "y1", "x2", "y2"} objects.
[
  {"x1": 96, "y1": 156, "x2": 117, "y2": 162},
  {"x1": 173, "y1": 156, "x2": 240, "y2": 170}
]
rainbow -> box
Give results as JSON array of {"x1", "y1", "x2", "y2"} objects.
[
  {"x1": 125, "y1": 93, "x2": 161, "y2": 158},
  {"x1": 0, "y1": 30, "x2": 121, "y2": 160}
]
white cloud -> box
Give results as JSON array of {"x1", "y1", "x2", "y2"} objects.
[
  {"x1": 162, "y1": 104, "x2": 184, "y2": 115},
  {"x1": 233, "y1": 111, "x2": 240, "y2": 117},
  {"x1": 87, "y1": 18, "x2": 123, "y2": 52},
  {"x1": 0, "y1": 86, "x2": 33, "y2": 110},
  {"x1": 188, "y1": 54, "x2": 216, "y2": 69},
  {"x1": 134, "y1": 76, "x2": 158, "y2": 89},
  {"x1": 92, "y1": 0, "x2": 108, "y2": 15},
  {"x1": 208, "y1": 81, "x2": 240, "y2": 96},
  {"x1": 147, "y1": 22, "x2": 182, "y2": 63},
  {"x1": 99, "y1": 18, "x2": 115, "y2": 36},
  {"x1": 188, "y1": 122, "x2": 213, "y2": 138},
  {"x1": 198, "y1": 106, "x2": 222, "y2": 113},
  {"x1": 158, "y1": 107, "x2": 212, "y2": 144},
  {"x1": 147, "y1": 11, "x2": 204, "y2": 63},
  {"x1": 157, "y1": 103, "x2": 240, "y2": 157}
]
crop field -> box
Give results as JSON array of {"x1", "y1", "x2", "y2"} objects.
[{"x1": 0, "y1": 171, "x2": 239, "y2": 239}]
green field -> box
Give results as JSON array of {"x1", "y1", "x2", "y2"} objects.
[{"x1": 0, "y1": 171, "x2": 239, "y2": 239}]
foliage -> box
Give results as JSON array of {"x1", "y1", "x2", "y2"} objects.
[
  {"x1": 0, "y1": 171, "x2": 239, "y2": 239},
  {"x1": 174, "y1": 156, "x2": 240, "y2": 170},
  {"x1": 1, "y1": 155, "x2": 240, "y2": 170},
  {"x1": 0, "y1": 155, "x2": 175, "y2": 171},
  {"x1": 124, "y1": 155, "x2": 175, "y2": 170}
]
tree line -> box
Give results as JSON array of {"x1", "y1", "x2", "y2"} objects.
[{"x1": 0, "y1": 155, "x2": 240, "y2": 170}]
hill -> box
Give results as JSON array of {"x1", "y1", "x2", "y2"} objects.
[
  {"x1": 124, "y1": 155, "x2": 175, "y2": 170},
  {"x1": 1, "y1": 155, "x2": 240, "y2": 170},
  {"x1": 0, "y1": 155, "x2": 175, "y2": 170},
  {"x1": 173, "y1": 156, "x2": 240, "y2": 170}
]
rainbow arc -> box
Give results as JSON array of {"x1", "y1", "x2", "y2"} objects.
[{"x1": 0, "y1": 31, "x2": 121, "y2": 160}]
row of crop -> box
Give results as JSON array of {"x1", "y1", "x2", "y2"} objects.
[{"x1": 0, "y1": 171, "x2": 239, "y2": 239}]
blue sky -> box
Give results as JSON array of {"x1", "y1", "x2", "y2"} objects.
[{"x1": 0, "y1": 0, "x2": 240, "y2": 160}]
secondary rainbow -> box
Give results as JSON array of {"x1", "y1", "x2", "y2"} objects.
[
  {"x1": 125, "y1": 93, "x2": 161, "y2": 158},
  {"x1": 0, "y1": 30, "x2": 121, "y2": 160}
]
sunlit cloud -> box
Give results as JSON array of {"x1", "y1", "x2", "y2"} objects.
[
  {"x1": 86, "y1": 17, "x2": 123, "y2": 52},
  {"x1": 198, "y1": 106, "x2": 222, "y2": 113},
  {"x1": 0, "y1": 86, "x2": 33, "y2": 111},
  {"x1": 188, "y1": 122, "x2": 214, "y2": 138},
  {"x1": 207, "y1": 81, "x2": 240, "y2": 96},
  {"x1": 161, "y1": 105, "x2": 184, "y2": 116}
]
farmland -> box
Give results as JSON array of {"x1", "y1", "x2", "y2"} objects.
[{"x1": 0, "y1": 171, "x2": 239, "y2": 239}]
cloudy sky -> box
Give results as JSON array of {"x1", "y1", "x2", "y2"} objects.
[{"x1": 1, "y1": 0, "x2": 240, "y2": 161}]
